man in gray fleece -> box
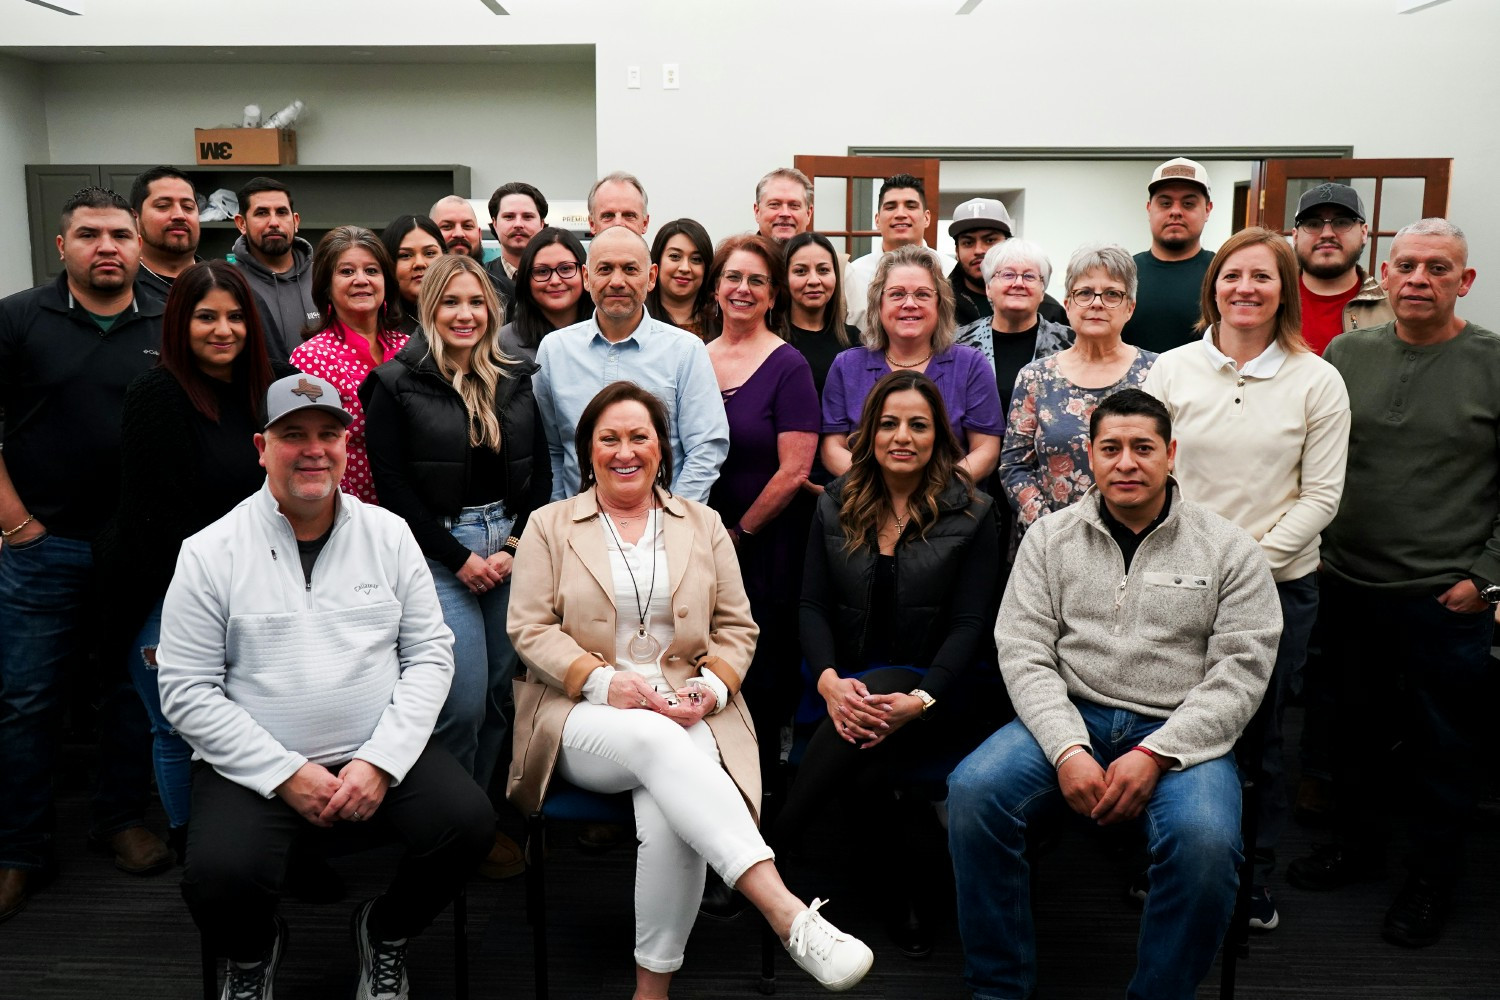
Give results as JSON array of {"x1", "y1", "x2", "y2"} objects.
[{"x1": 948, "y1": 389, "x2": 1280, "y2": 1000}]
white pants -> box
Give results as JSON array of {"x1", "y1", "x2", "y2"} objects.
[{"x1": 558, "y1": 702, "x2": 774, "y2": 972}]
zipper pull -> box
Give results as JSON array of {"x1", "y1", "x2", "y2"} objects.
[
  {"x1": 270, "y1": 547, "x2": 277, "y2": 560},
  {"x1": 1114, "y1": 576, "x2": 1128, "y2": 610}
]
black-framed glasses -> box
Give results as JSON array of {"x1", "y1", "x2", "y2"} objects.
[
  {"x1": 530, "y1": 261, "x2": 580, "y2": 282},
  {"x1": 1068, "y1": 287, "x2": 1128, "y2": 308},
  {"x1": 1295, "y1": 216, "x2": 1360, "y2": 235}
]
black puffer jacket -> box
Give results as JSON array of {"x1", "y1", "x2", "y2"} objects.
[
  {"x1": 800, "y1": 473, "x2": 1001, "y2": 702},
  {"x1": 360, "y1": 332, "x2": 551, "y2": 572}
]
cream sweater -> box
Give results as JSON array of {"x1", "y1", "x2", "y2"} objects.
[{"x1": 1142, "y1": 333, "x2": 1350, "y2": 582}]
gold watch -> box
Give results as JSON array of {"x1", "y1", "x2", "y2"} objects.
[{"x1": 910, "y1": 688, "x2": 936, "y2": 719}]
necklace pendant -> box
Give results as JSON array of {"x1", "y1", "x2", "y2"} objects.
[{"x1": 629, "y1": 625, "x2": 662, "y2": 664}]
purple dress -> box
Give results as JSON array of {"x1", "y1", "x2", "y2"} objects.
[
  {"x1": 821, "y1": 344, "x2": 1005, "y2": 442},
  {"x1": 707, "y1": 342, "x2": 820, "y2": 737}
]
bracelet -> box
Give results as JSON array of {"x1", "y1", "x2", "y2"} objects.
[
  {"x1": 501, "y1": 535, "x2": 521, "y2": 555},
  {"x1": 1055, "y1": 745, "x2": 1090, "y2": 770},
  {"x1": 735, "y1": 523, "x2": 753, "y2": 538},
  {"x1": 1, "y1": 515, "x2": 35, "y2": 538},
  {"x1": 1131, "y1": 746, "x2": 1159, "y2": 764}
]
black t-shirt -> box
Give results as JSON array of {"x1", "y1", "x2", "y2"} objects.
[
  {"x1": 786, "y1": 324, "x2": 853, "y2": 399},
  {"x1": 296, "y1": 522, "x2": 335, "y2": 587},
  {"x1": 465, "y1": 442, "x2": 508, "y2": 508},
  {"x1": 864, "y1": 553, "x2": 899, "y2": 663},
  {"x1": 1098, "y1": 488, "x2": 1173, "y2": 572},
  {"x1": 1121, "y1": 249, "x2": 1214, "y2": 354},
  {"x1": 992, "y1": 322, "x2": 1042, "y2": 413}
]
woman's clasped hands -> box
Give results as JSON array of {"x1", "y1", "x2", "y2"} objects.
[{"x1": 606, "y1": 670, "x2": 717, "y2": 728}]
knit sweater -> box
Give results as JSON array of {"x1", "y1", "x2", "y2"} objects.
[
  {"x1": 1142, "y1": 333, "x2": 1349, "y2": 582},
  {"x1": 156, "y1": 482, "x2": 455, "y2": 798},
  {"x1": 1321, "y1": 320, "x2": 1500, "y2": 592},
  {"x1": 998, "y1": 484, "x2": 1280, "y2": 769}
]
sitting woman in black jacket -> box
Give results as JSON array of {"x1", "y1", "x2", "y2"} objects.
[
  {"x1": 360, "y1": 253, "x2": 550, "y2": 878},
  {"x1": 775, "y1": 369, "x2": 1001, "y2": 956}
]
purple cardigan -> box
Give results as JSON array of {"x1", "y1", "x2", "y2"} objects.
[{"x1": 821, "y1": 344, "x2": 1005, "y2": 442}]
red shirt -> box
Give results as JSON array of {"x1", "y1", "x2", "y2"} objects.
[{"x1": 1299, "y1": 280, "x2": 1362, "y2": 356}]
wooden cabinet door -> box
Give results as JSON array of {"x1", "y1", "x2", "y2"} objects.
[{"x1": 793, "y1": 155, "x2": 941, "y2": 259}]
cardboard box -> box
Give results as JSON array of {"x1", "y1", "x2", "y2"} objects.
[{"x1": 193, "y1": 128, "x2": 298, "y2": 166}]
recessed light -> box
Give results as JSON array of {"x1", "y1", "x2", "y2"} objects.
[{"x1": 80, "y1": 49, "x2": 107, "y2": 56}]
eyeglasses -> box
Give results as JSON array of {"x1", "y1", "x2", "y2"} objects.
[
  {"x1": 720, "y1": 271, "x2": 770, "y2": 289},
  {"x1": 1068, "y1": 287, "x2": 1128, "y2": 308},
  {"x1": 530, "y1": 261, "x2": 580, "y2": 282},
  {"x1": 1295, "y1": 216, "x2": 1360, "y2": 235},
  {"x1": 884, "y1": 287, "x2": 938, "y2": 304},
  {"x1": 992, "y1": 269, "x2": 1042, "y2": 286}
]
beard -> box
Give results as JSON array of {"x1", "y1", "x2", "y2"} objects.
[
  {"x1": 86, "y1": 265, "x2": 129, "y2": 292},
  {"x1": 1297, "y1": 243, "x2": 1362, "y2": 281},
  {"x1": 146, "y1": 227, "x2": 198, "y2": 256},
  {"x1": 446, "y1": 237, "x2": 478, "y2": 257},
  {"x1": 1156, "y1": 233, "x2": 1193, "y2": 254},
  {"x1": 251, "y1": 231, "x2": 292, "y2": 257}
]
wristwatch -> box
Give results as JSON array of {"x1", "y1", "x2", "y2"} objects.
[
  {"x1": 1478, "y1": 581, "x2": 1500, "y2": 605},
  {"x1": 910, "y1": 688, "x2": 936, "y2": 719}
]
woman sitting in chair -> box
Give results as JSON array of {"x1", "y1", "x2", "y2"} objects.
[
  {"x1": 776, "y1": 370, "x2": 1002, "y2": 958},
  {"x1": 507, "y1": 381, "x2": 874, "y2": 998}
]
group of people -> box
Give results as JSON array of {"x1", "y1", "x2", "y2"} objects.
[{"x1": 0, "y1": 154, "x2": 1494, "y2": 1000}]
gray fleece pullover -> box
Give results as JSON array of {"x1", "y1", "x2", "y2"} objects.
[{"x1": 997, "y1": 483, "x2": 1281, "y2": 770}]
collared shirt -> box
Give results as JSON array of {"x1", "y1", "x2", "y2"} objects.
[
  {"x1": 533, "y1": 309, "x2": 729, "y2": 501},
  {"x1": 1197, "y1": 327, "x2": 1288, "y2": 378},
  {"x1": 1098, "y1": 486, "x2": 1173, "y2": 572}
]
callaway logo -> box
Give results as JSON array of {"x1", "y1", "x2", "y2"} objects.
[
  {"x1": 354, "y1": 583, "x2": 380, "y2": 595},
  {"x1": 291, "y1": 378, "x2": 324, "y2": 401}
]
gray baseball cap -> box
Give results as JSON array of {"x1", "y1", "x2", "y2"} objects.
[
  {"x1": 1294, "y1": 182, "x2": 1366, "y2": 224},
  {"x1": 265, "y1": 373, "x2": 354, "y2": 428},
  {"x1": 949, "y1": 197, "x2": 1014, "y2": 239}
]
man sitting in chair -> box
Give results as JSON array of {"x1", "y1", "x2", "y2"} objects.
[
  {"x1": 947, "y1": 388, "x2": 1280, "y2": 1000},
  {"x1": 157, "y1": 374, "x2": 493, "y2": 1000}
]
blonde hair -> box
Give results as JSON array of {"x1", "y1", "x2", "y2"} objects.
[
  {"x1": 862, "y1": 244, "x2": 957, "y2": 353},
  {"x1": 1198, "y1": 226, "x2": 1308, "y2": 354},
  {"x1": 417, "y1": 254, "x2": 520, "y2": 450}
]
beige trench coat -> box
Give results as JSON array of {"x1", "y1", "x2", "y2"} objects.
[{"x1": 505, "y1": 486, "x2": 762, "y2": 822}]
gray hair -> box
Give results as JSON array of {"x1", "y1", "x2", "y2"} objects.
[
  {"x1": 1064, "y1": 243, "x2": 1138, "y2": 302},
  {"x1": 755, "y1": 167, "x2": 814, "y2": 206},
  {"x1": 588, "y1": 171, "x2": 649, "y2": 215},
  {"x1": 862, "y1": 244, "x2": 957, "y2": 353},
  {"x1": 1394, "y1": 217, "x2": 1468, "y2": 264},
  {"x1": 981, "y1": 238, "x2": 1052, "y2": 288}
]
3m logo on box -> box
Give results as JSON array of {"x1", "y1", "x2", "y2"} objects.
[
  {"x1": 199, "y1": 141, "x2": 234, "y2": 161},
  {"x1": 193, "y1": 128, "x2": 298, "y2": 166}
]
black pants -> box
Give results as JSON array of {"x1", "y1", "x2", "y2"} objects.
[
  {"x1": 1321, "y1": 576, "x2": 1492, "y2": 883},
  {"x1": 181, "y1": 743, "x2": 493, "y2": 962}
]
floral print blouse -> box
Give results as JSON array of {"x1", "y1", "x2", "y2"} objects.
[
  {"x1": 1000, "y1": 348, "x2": 1157, "y2": 529},
  {"x1": 290, "y1": 322, "x2": 409, "y2": 504}
]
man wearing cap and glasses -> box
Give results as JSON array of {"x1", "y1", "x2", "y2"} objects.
[
  {"x1": 1292, "y1": 182, "x2": 1394, "y2": 356},
  {"x1": 156, "y1": 373, "x2": 491, "y2": 1000},
  {"x1": 1121, "y1": 157, "x2": 1216, "y2": 354},
  {"x1": 947, "y1": 197, "x2": 1069, "y2": 329}
]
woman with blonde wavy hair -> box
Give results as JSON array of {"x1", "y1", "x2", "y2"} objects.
[
  {"x1": 361, "y1": 252, "x2": 551, "y2": 878},
  {"x1": 782, "y1": 370, "x2": 1001, "y2": 957}
]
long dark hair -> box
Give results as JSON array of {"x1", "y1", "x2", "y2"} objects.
[
  {"x1": 839, "y1": 371, "x2": 970, "y2": 552},
  {"x1": 511, "y1": 226, "x2": 590, "y2": 350},
  {"x1": 159, "y1": 261, "x2": 275, "y2": 423},
  {"x1": 305, "y1": 225, "x2": 403, "y2": 338},
  {"x1": 380, "y1": 214, "x2": 443, "y2": 309},
  {"x1": 574, "y1": 381, "x2": 674, "y2": 494},
  {"x1": 781, "y1": 231, "x2": 850, "y2": 346},
  {"x1": 645, "y1": 218, "x2": 714, "y2": 337}
]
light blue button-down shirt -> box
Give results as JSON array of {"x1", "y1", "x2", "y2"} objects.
[{"x1": 534, "y1": 309, "x2": 729, "y2": 501}]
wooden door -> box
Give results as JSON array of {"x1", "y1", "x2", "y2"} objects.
[
  {"x1": 1250, "y1": 157, "x2": 1451, "y2": 274},
  {"x1": 793, "y1": 155, "x2": 941, "y2": 259}
]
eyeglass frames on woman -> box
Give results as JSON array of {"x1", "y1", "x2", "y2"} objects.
[
  {"x1": 1068, "y1": 287, "x2": 1128, "y2": 308},
  {"x1": 530, "y1": 261, "x2": 580, "y2": 282}
]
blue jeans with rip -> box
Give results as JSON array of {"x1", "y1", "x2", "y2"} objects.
[
  {"x1": 426, "y1": 501, "x2": 520, "y2": 791},
  {"x1": 0, "y1": 533, "x2": 152, "y2": 869},
  {"x1": 948, "y1": 699, "x2": 1242, "y2": 1000},
  {"x1": 124, "y1": 599, "x2": 194, "y2": 830}
]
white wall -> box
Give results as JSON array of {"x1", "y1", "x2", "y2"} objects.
[
  {"x1": 0, "y1": 55, "x2": 50, "y2": 293},
  {"x1": 5, "y1": 0, "x2": 1500, "y2": 316},
  {"x1": 934, "y1": 159, "x2": 1254, "y2": 301}
]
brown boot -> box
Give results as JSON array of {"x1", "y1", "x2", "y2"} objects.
[
  {"x1": 0, "y1": 868, "x2": 30, "y2": 923},
  {"x1": 477, "y1": 831, "x2": 526, "y2": 880},
  {"x1": 89, "y1": 826, "x2": 172, "y2": 875}
]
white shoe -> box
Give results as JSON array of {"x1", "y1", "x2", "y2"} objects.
[
  {"x1": 221, "y1": 915, "x2": 286, "y2": 1000},
  {"x1": 353, "y1": 898, "x2": 410, "y2": 1000},
  {"x1": 783, "y1": 898, "x2": 874, "y2": 992}
]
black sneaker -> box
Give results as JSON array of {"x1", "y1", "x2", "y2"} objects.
[
  {"x1": 1382, "y1": 876, "x2": 1449, "y2": 948},
  {"x1": 221, "y1": 915, "x2": 287, "y2": 1000},
  {"x1": 1247, "y1": 885, "x2": 1280, "y2": 931},
  {"x1": 1286, "y1": 844, "x2": 1383, "y2": 891},
  {"x1": 353, "y1": 899, "x2": 410, "y2": 1000}
]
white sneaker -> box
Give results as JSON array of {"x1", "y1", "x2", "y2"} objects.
[
  {"x1": 221, "y1": 915, "x2": 286, "y2": 1000},
  {"x1": 353, "y1": 898, "x2": 410, "y2": 1000},
  {"x1": 783, "y1": 898, "x2": 874, "y2": 992}
]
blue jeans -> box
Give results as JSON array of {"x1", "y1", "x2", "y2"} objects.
[
  {"x1": 0, "y1": 533, "x2": 152, "y2": 869},
  {"x1": 1252, "y1": 573, "x2": 1319, "y2": 877},
  {"x1": 426, "y1": 501, "x2": 520, "y2": 790},
  {"x1": 124, "y1": 599, "x2": 194, "y2": 830},
  {"x1": 1322, "y1": 576, "x2": 1493, "y2": 883},
  {"x1": 948, "y1": 700, "x2": 1242, "y2": 1000}
]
